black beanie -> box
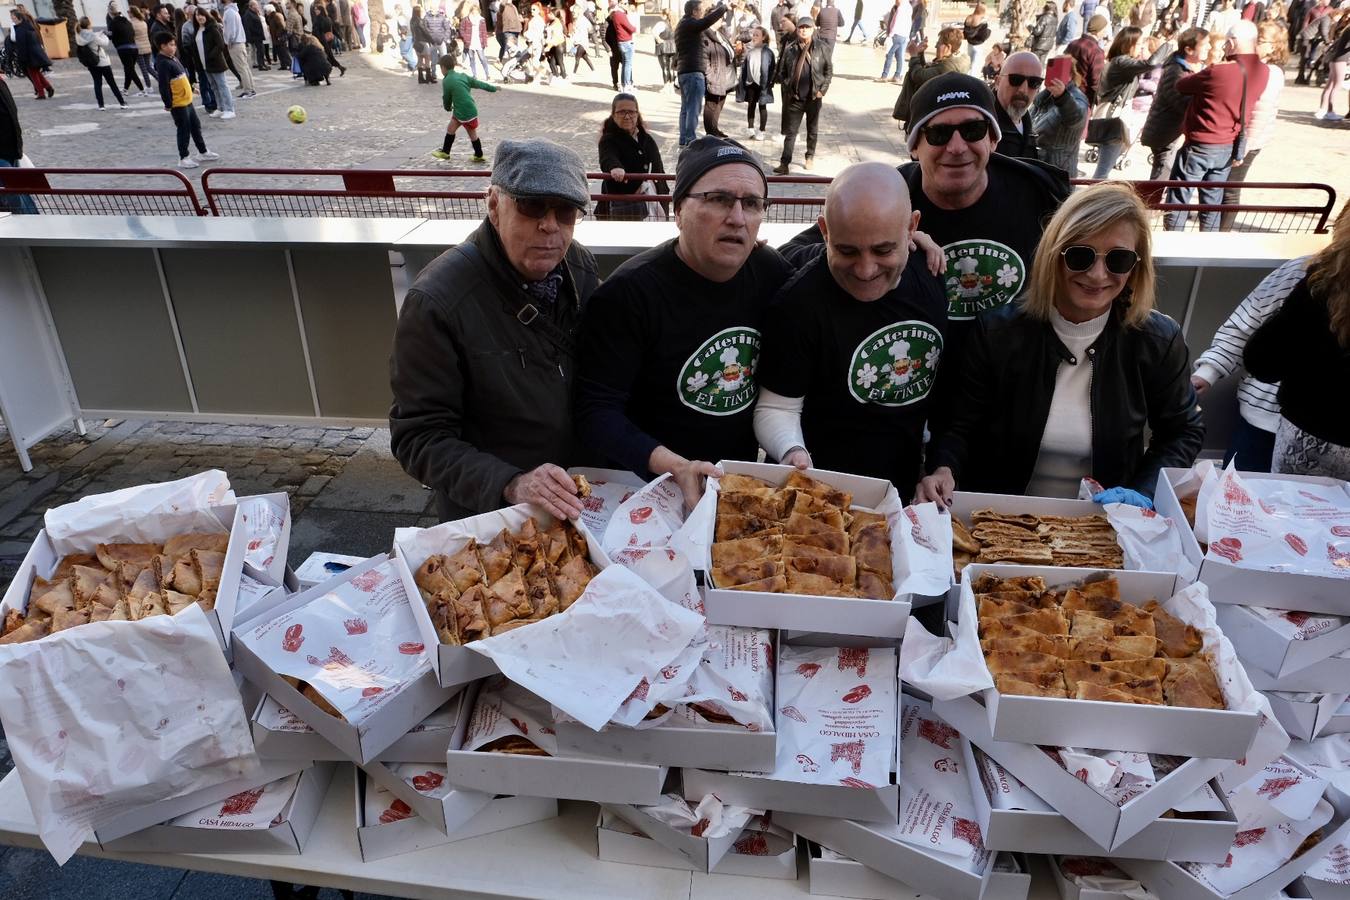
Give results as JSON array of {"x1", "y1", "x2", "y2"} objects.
[{"x1": 672, "y1": 136, "x2": 768, "y2": 205}]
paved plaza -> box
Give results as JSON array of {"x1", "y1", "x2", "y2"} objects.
[{"x1": 10, "y1": 23, "x2": 1349, "y2": 213}]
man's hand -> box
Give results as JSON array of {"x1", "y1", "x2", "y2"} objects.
[
  {"x1": 914, "y1": 467, "x2": 955, "y2": 506},
  {"x1": 609, "y1": 167, "x2": 627, "y2": 182},
  {"x1": 782, "y1": 446, "x2": 813, "y2": 470},
  {"x1": 1047, "y1": 77, "x2": 1066, "y2": 97},
  {"x1": 670, "y1": 458, "x2": 723, "y2": 512},
  {"x1": 1190, "y1": 374, "x2": 1211, "y2": 395},
  {"x1": 503, "y1": 463, "x2": 584, "y2": 519},
  {"x1": 910, "y1": 229, "x2": 944, "y2": 276}
]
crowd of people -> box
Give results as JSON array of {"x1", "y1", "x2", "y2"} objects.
[{"x1": 388, "y1": 121, "x2": 1350, "y2": 530}]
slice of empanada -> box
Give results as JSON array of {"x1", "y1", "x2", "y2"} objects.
[
  {"x1": 995, "y1": 672, "x2": 1068, "y2": 698},
  {"x1": 491, "y1": 618, "x2": 544, "y2": 636},
  {"x1": 34, "y1": 579, "x2": 76, "y2": 617},
  {"x1": 52, "y1": 553, "x2": 100, "y2": 580},
  {"x1": 716, "y1": 514, "x2": 781, "y2": 542},
  {"x1": 524, "y1": 552, "x2": 559, "y2": 618},
  {"x1": 981, "y1": 633, "x2": 1073, "y2": 658},
  {"x1": 191, "y1": 549, "x2": 225, "y2": 594},
  {"x1": 414, "y1": 554, "x2": 458, "y2": 597},
  {"x1": 171, "y1": 557, "x2": 202, "y2": 596},
  {"x1": 850, "y1": 522, "x2": 892, "y2": 577},
  {"x1": 983, "y1": 650, "x2": 1063, "y2": 676},
  {"x1": 719, "y1": 490, "x2": 789, "y2": 521},
  {"x1": 971, "y1": 574, "x2": 1049, "y2": 595},
  {"x1": 1071, "y1": 635, "x2": 1161, "y2": 661},
  {"x1": 1144, "y1": 600, "x2": 1204, "y2": 658},
  {"x1": 0, "y1": 619, "x2": 49, "y2": 644},
  {"x1": 783, "y1": 512, "x2": 845, "y2": 538},
  {"x1": 511, "y1": 518, "x2": 543, "y2": 572},
  {"x1": 52, "y1": 607, "x2": 91, "y2": 632},
  {"x1": 484, "y1": 567, "x2": 532, "y2": 626},
  {"x1": 784, "y1": 470, "x2": 853, "y2": 510},
  {"x1": 127, "y1": 567, "x2": 159, "y2": 603},
  {"x1": 163, "y1": 532, "x2": 230, "y2": 559},
  {"x1": 71, "y1": 565, "x2": 112, "y2": 608},
  {"x1": 785, "y1": 568, "x2": 859, "y2": 597},
  {"x1": 555, "y1": 555, "x2": 596, "y2": 610},
  {"x1": 721, "y1": 473, "x2": 777, "y2": 493},
  {"x1": 724, "y1": 574, "x2": 788, "y2": 592},
  {"x1": 950, "y1": 515, "x2": 981, "y2": 555},
  {"x1": 788, "y1": 530, "x2": 849, "y2": 555},
  {"x1": 971, "y1": 509, "x2": 1040, "y2": 529},
  {"x1": 1164, "y1": 658, "x2": 1224, "y2": 708},
  {"x1": 96, "y1": 542, "x2": 161, "y2": 574},
  {"x1": 479, "y1": 529, "x2": 515, "y2": 584},
  {"x1": 445, "y1": 542, "x2": 487, "y2": 593},
  {"x1": 164, "y1": 590, "x2": 198, "y2": 615},
  {"x1": 979, "y1": 596, "x2": 1040, "y2": 619},
  {"x1": 1063, "y1": 659, "x2": 1164, "y2": 692},
  {"x1": 712, "y1": 534, "x2": 785, "y2": 568},
  {"x1": 452, "y1": 586, "x2": 490, "y2": 643},
  {"x1": 1076, "y1": 678, "x2": 1164, "y2": 705},
  {"x1": 135, "y1": 592, "x2": 170, "y2": 620},
  {"x1": 1000, "y1": 608, "x2": 1069, "y2": 636},
  {"x1": 713, "y1": 556, "x2": 785, "y2": 588},
  {"x1": 856, "y1": 569, "x2": 894, "y2": 600},
  {"x1": 787, "y1": 554, "x2": 856, "y2": 586}
]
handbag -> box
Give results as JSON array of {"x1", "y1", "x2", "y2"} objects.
[{"x1": 1231, "y1": 64, "x2": 1249, "y2": 165}]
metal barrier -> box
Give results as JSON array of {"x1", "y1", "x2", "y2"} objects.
[
  {"x1": 1071, "y1": 179, "x2": 1338, "y2": 235},
  {"x1": 0, "y1": 168, "x2": 207, "y2": 216}
]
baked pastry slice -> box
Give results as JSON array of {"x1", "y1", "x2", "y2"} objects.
[
  {"x1": 1063, "y1": 658, "x2": 1167, "y2": 692},
  {"x1": 713, "y1": 534, "x2": 785, "y2": 568},
  {"x1": 850, "y1": 522, "x2": 892, "y2": 578},
  {"x1": 0, "y1": 618, "x2": 49, "y2": 644},
  {"x1": 1144, "y1": 599, "x2": 1204, "y2": 658},
  {"x1": 1076, "y1": 681, "x2": 1164, "y2": 705},
  {"x1": 951, "y1": 515, "x2": 981, "y2": 555},
  {"x1": 719, "y1": 490, "x2": 789, "y2": 521},
  {"x1": 163, "y1": 532, "x2": 229, "y2": 559},
  {"x1": 984, "y1": 650, "x2": 1063, "y2": 676},
  {"x1": 856, "y1": 570, "x2": 894, "y2": 600},
  {"x1": 445, "y1": 542, "x2": 487, "y2": 593},
  {"x1": 1071, "y1": 635, "x2": 1162, "y2": 662},
  {"x1": 713, "y1": 556, "x2": 785, "y2": 588},
  {"x1": 96, "y1": 542, "x2": 162, "y2": 574},
  {"x1": 715, "y1": 514, "x2": 781, "y2": 542},
  {"x1": 970, "y1": 574, "x2": 1049, "y2": 595},
  {"x1": 721, "y1": 473, "x2": 777, "y2": 493},
  {"x1": 783, "y1": 470, "x2": 853, "y2": 510},
  {"x1": 786, "y1": 554, "x2": 856, "y2": 587},
  {"x1": 981, "y1": 633, "x2": 1073, "y2": 658},
  {"x1": 479, "y1": 529, "x2": 515, "y2": 584},
  {"x1": 33, "y1": 579, "x2": 76, "y2": 617},
  {"x1": 725, "y1": 574, "x2": 789, "y2": 593},
  {"x1": 414, "y1": 554, "x2": 458, "y2": 597},
  {"x1": 52, "y1": 553, "x2": 100, "y2": 580},
  {"x1": 995, "y1": 672, "x2": 1069, "y2": 698},
  {"x1": 554, "y1": 555, "x2": 596, "y2": 610}
]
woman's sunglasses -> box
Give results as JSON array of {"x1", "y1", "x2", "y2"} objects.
[{"x1": 1060, "y1": 245, "x2": 1140, "y2": 275}]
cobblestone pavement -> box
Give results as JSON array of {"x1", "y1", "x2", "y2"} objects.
[{"x1": 13, "y1": 23, "x2": 1347, "y2": 217}]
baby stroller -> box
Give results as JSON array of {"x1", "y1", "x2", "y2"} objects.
[
  {"x1": 1083, "y1": 76, "x2": 1140, "y2": 172},
  {"x1": 497, "y1": 45, "x2": 536, "y2": 83}
]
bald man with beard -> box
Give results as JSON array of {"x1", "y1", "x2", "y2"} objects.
[
  {"x1": 993, "y1": 50, "x2": 1048, "y2": 159},
  {"x1": 754, "y1": 162, "x2": 948, "y2": 500}
]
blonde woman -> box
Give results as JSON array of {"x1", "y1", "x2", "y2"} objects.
[
  {"x1": 129, "y1": 6, "x2": 158, "y2": 88},
  {"x1": 1245, "y1": 205, "x2": 1350, "y2": 479},
  {"x1": 916, "y1": 182, "x2": 1204, "y2": 507}
]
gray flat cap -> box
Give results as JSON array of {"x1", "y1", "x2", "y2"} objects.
[{"x1": 490, "y1": 139, "x2": 590, "y2": 211}]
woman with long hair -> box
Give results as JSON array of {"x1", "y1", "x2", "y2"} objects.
[
  {"x1": 196, "y1": 7, "x2": 235, "y2": 118},
  {"x1": 701, "y1": 26, "x2": 735, "y2": 138},
  {"x1": 1314, "y1": 11, "x2": 1350, "y2": 120},
  {"x1": 1090, "y1": 25, "x2": 1162, "y2": 178},
  {"x1": 1245, "y1": 205, "x2": 1350, "y2": 478},
  {"x1": 734, "y1": 25, "x2": 774, "y2": 140},
  {"x1": 10, "y1": 9, "x2": 54, "y2": 99},
  {"x1": 1221, "y1": 22, "x2": 1287, "y2": 230},
  {"x1": 597, "y1": 92, "x2": 666, "y2": 220},
  {"x1": 653, "y1": 8, "x2": 676, "y2": 87},
  {"x1": 108, "y1": 3, "x2": 146, "y2": 94},
  {"x1": 458, "y1": 2, "x2": 491, "y2": 80},
  {"x1": 916, "y1": 182, "x2": 1204, "y2": 507},
  {"x1": 410, "y1": 5, "x2": 435, "y2": 82},
  {"x1": 128, "y1": 7, "x2": 158, "y2": 89},
  {"x1": 543, "y1": 7, "x2": 567, "y2": 81},
  {"x1": 569, "y1": 4, "x2": 596, "y2": 76},
  {"x1": 76, "y1": 16, "x2": 126, "y2": 108}
]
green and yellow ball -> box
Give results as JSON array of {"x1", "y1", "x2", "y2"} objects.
[{"x1": 287, "y1": 105, "x2": 307, "y2": 125}]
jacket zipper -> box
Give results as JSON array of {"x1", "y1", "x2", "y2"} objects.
[{"x1": 1086, "y1": 346, "x2": 1096, "y2": 472}]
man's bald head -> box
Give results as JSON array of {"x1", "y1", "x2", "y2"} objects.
[
  {"x1": 996, "y1": 51, "x2": 1044, "y2": 119},
  {"x1": 820, "y1": 163, "x2": 920, "y2": 303}
]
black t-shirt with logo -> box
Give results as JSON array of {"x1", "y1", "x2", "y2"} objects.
[
  {"x1": 575, "y1": 239, "x2": 795, "y2": 477},
  {"x1": 756, "y1": 250, "x2": 949, "y2": 497}
]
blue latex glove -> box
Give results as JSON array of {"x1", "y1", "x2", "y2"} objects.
[{"x1": 1092, "y1": 487, "x2": 1154, "y2": 510}]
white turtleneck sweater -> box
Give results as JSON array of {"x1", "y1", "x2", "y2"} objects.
[{"x1": 1026, "y1": 307, "x2": 1110, "y2": 499}]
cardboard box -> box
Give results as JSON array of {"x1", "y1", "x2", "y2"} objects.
[
  {"x1": 442, "y1": 679, "x2": 667, "y2": 805},
  {"x1": 679, "y1": 679, "x2": 901, "y2": 824},
  {"x1": 778, "y1": 812, "x2": 1027, "y2": 900},
  {"x1": 1, "y1": 506, "x2": 247, "y2": 654},
  {"x1": 956, "y1": 563, "x2": 1262, "y2": 760},
  {"x1": 360, "y1": 758, "x2": 494, "y2": 835},
  {"x1": 392, "y1": 504, "x2": 613, "y2": 690},
  {"x1": 250, "y1": 692, "x2": 463, "y2": 763},
  {"x1": 1326, "y1": 700, "x2": 1350, "y2": 736},
  {"x1": 354, "y1": 768, "x2": 557, "y2": 862},
  {"x1": 1245, "y1": 652, "x2": 1350, "y2": 693},
  {"x1": 700, "y1": 461, "x2": 912, "y2": 638},
  {"x1": 293, "y1": 551, "x2": 367, "y2": 590},
  {"x1": 1298, "y1": 877, "x2": 1350, "y2": 900},
  {"x1": 805, "y1": 845, "x2": 1031, "y2": 900},
  {"x1": 1155, "y1": 467, "x2": 1350, "y2": 615},
  {"x1": 100, "y1": 763, "x2": 335, "y2": 855},
  {"x1": 935, "y1": 692, "x2": 1231, "y2": 853},
  {"x1": 1265, "y1": 692, "x2": 1350, "y2": 742},
  {"x1": 90, "y1": 759, "x2": 310, "y2": 845},
  {"x1": 1118, "y1": 785, "x2": 1350, "y2": 900},
  {"x1": 1215, "y1": 604, "x2": 1350, "y2": 680},
  {"x1": 596, "y1": 810, "x2": 798, "y2": 879},
  {"x1": 230, "y1": 554, "x2": 458, "y2": 766},
  {"x1": 552, "y1": 715, "x2": 776, "y2": 773},
  {"x1": 962, "y1": 736, "x2": 1235, "y2": 862},
  {"x1": 1051, "y1": 857, "x2": 1157, "y2": 900},
  {"x1": 600, "y1": 802, "x2": 747, "y2": 873}
]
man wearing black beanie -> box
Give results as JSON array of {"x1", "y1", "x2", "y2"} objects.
[{"x1": 574, "y1": 136, "x2": 794, "y2": 509}]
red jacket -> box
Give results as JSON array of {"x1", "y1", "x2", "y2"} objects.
[
  {"x1": 459, "y1": 15, "x2": 488, "y2": 48},
  {"x1": 611, "y1": 8, "x2": 636, "y2": 41},
  {"x1": 1177, "y1": 54, "x2": 1270, "y2": 145},
  {"x1": 1065, "y1": 35, "x2": 1105, "y2": 106}
]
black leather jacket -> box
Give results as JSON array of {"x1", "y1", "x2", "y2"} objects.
[
  {"x1": 777, "y1": 35, "x2": 832, "y2": 101},
  {"x1": 927, "y1": 300, "x2": 1204, "y2": 498},
  {"x1": 389, "y1": 221, "x2": 601, "y2": 521}
]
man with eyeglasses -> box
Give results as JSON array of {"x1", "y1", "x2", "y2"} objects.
[
  {"x1": 390, "y1": 139, "x2": 600, "y2": 522},
  {"x1": 993, "y1": 51, "x2": 1048, "y2": 159},
  {"x1": 754, "y1": 162, "x2": 948, "y2": 500},
  {"x1": 575, "y1": 136, "x2": 794, "y2": 509},
  {"x1": 781, "y1": 73, "x2": 1070, "y2": 341}
]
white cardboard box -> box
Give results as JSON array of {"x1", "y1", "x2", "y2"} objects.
[
  {"x1": 293, "y1": 551, "x2": 367, "y2": 590},
  {"x1": 700, "y1": 461, "x2": 913, "y2": 638},
  {"x1": 1326, "y1": 700, "x2": 1350, "y2": 736},
  {"x1": 934, "y1": 692, "x2": 1230, "y2": 853},
  {"x1": 391, "y1": 504, "x2": 613, "y2": 690},
  {"x1": 596, "y1": 810, "x2": 798, "y2": 879},
  {"x1": 89, "y1": 759, "x2": 311, "y2": 845},
  {"x1": 801, "y1": 838, "x2": 1030, "y2": 900},
  {"x1": 353, "y1": 768, "x2": 558, "y2": 862},
  {"x1": 250, "y1": 692, "x2": 462, "y2": 763},
  {"x1": 360, "y1": 758, "x2": 493, "y2": 835},
  {"x1": 962, "y1": 736, "x2": 1235, "y2": 862},
  {"x1": 1155, "y1": 467, "x2": 1350, "y2": 615},
  {"x1": 601, "y1": 802, "x2": 746, "y2": 873},
  {"x1": 1118, "y1": 785, "x2": 1350, "y2": 900},
  {"x1": 1051, "y1": 857, "x2": 1156, "y2": 900},
  {"x1": 1265, "y1": 692, "x2": 1350, "y2": 742},
  {"x1": 1245, "y1": 652, "x2": 1350, "y2": 693},
  {"x1": 442, "y1": 679, "x2": 668, "y2": 805},
  {"x1": 1214, "y1": 603, "x2": 1350, "y2": 680},
  {"x1": 778, "y1": 812, "x2": 1025, "y2": 900},
  {"x1": 957, "y1": 563, "x2": 1262, "y2": 760},
  {"x1": 1, "y1": 506, "x2": 247, "y2": 654},
  {"x1": 552, "y1": 715, "x2": 777, "y2": 773},
  {"x1": 679, "y1": 678, "x2": 901, "y2": 824},
  {"x1": 230, "y1": 554, "x2": 458, "y2": 766},
  {"x1": 99, "y1": 763, "x2": 335, "y2": 855},
  {"x1": 1298, "y1": 876, "x2": 1350, "y2": 900}
]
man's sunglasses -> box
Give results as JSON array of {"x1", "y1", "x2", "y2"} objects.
[
  {"x1": 1060, "y1": 245, "x2": 1140, "y2": 275},
  {"x1": 510, "y1": 194, "x2": 584, "y2": 225},
  {"x1": 1004, "y1": 73, "x2": 1044, "y2": 89},
  {"x1": 920, "y1": 118, "x2": 991, "y2": 147}
]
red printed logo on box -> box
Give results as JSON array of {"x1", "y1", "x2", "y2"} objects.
[
  {"x1": 690, "y1": 818, "x2": 712, "y2": 838},
  {"x1": 220, "y1": 787, "x2": 265, "y2": 817},
  {"x1": 839, "y1": 776, "x2": 876, "y2": 789},
  {"x1": 842, "y1": 684, "x2": 872, "y2": 704},
  {"x1": 952, "y1": 817, "x2": 985, "y2": 849},
  {"x1": 1331, "y1": 525, "x2": 1350, "y2": 538},
  {"x1": 398, "y1": 642, "x2": 425, "y2": 655},
  {"x1": 780, "y1": 705, "x2": 807, "y2": 723},
  {"x1": 837, "y1": 648, "x2": 868, "y2": 676},
  {"x1": 350, "y1": 569, "x2": 384, "y2": 592},
  {"x1": 625, "y1": 678, "x2": 650, "y2": 703},
  {"x1": 796, "y1": 753, "x2": 820, "y2": 773},
  {"x1": 411, "y1": 771, "x2": 444, "y2": 792},
  {"x1": 795, "y1": 662, "x2": 822, "y2": 678},
  {"x1": 628, "y1": 506, "x2": 654, "y2": 525},
  {"x1": 934, "y1": 757, "x2": 959, "y2": 773},
  {"x1": 1211, "y1": 536, "x2": 1244, "y2": 563},
  {"x1": 282, "y1": 623, "x2": 304, "y2": 652},
  {"x1": 1330, "y1": 544, "x2": 1350, "y2": 569},
  {"x1": 1284, "y1": 533, "x2": 1309, "y2": 556},
  {"x1": 581, "y1": 495, "x2": 605, "y2": 513},
  {"x1": 344, "y1": 617, "x2": 368, "y2": 635},
  {"x1": 379, "y1": 799, "x2": 414, "y2": 824},
  {"x1": 918, "y1": 718, "x2": 957, "y2": 749},
  {"x1": 830, "y1": 739, "x2": 866, "y2": 775},
  {"x1": 733, "y1": 833, "x2": 770, "y2": 856},
  {"x1": 1223, "y1": 479, "x2": 1253, "y2": 506},
  {"x1": 361, "y1": 686, "x2": 384, "y2": 698},
  {"x1": 1233, "y1": 827, "x2": 1267, "y2": 848},
  {"x1": 1257, "y1": 775, "x2": 1301, "y2": 799}
]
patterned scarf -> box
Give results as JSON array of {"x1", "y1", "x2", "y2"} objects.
[{"x1": 523, "y1": 264, "x2": 564, "y2": 309}]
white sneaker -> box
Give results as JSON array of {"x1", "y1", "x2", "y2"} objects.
[
  {"x1": 1326, "y1": 112, "x2": 1345, "y2": 122},
  {"x1": 209, "y1": 109, "x2": 223, "y2": 117},
  {"x1": 119, "y1": 103, "x2": 128, "y2": 109},
  {"x1": 178, "y1": 156, "x2": 200, "y2": 168},
  {"x1": 745, "y1": 126, "x2": 757, "y2": 138},
  {"x1": 97, "y1": 105, "x2": 108, "y2": 111},
  {"x1": 197, "y1": 150, "x2": 220, "y2": 161},
  {"x1": 1314, "y1": 110, "x2": 1328, "y2": 120},
  {"x1": 221, "y1": 111, "x2": 236, "y2": 119},
  {"x1": 756, "y1": 129, "x2": 766, "y2": 140}
]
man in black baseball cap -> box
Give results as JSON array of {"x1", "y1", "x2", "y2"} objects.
[
  {"x1": 575, "y1": 136, "x2": 794, "y2": 509},
  {"x1": 780, "y1": 72, "x2": 1070, "y2": 344},
  {"x1": 774, "y1": 15, "x2": 833, "y2": 174}
]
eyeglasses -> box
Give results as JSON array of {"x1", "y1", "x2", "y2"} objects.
[
  {"x1": 509, "y1": 194, "x2": 583, "y2": 225},
  {"x1": 1060, "y1": 245, "x2": 1140, "y2": 275},
  {"x1": 1004, "y1": 73, "x2": 1044, "y2": 89},
  {"x1": 685, "y1": 191, "x2": 771, "y2": 214},
  {"x1": 613, "y1": 109, "x2": 639, "y2": 117},
  {"x1": 920, "y1": 117, "x2": 991, "y2": 147}
]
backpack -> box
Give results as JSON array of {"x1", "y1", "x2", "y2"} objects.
[{"x1": 76, "y1": 39, "x2": 100, "y2": 68}]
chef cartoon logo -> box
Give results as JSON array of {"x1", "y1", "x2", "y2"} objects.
[
  {"x1": 677, "y1": 326, "x2": 762, "y2": 416},
  {"x1": 942, "y1": 239, "x2": 1026, "y2": 320},
  {"x1": 847, "y1": 321, "x2": 943, "y2": 407}
]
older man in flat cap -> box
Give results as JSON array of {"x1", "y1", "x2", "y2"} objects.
[{"x1": 390, "y1": 139, "x2": 600, "y2": 522}]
